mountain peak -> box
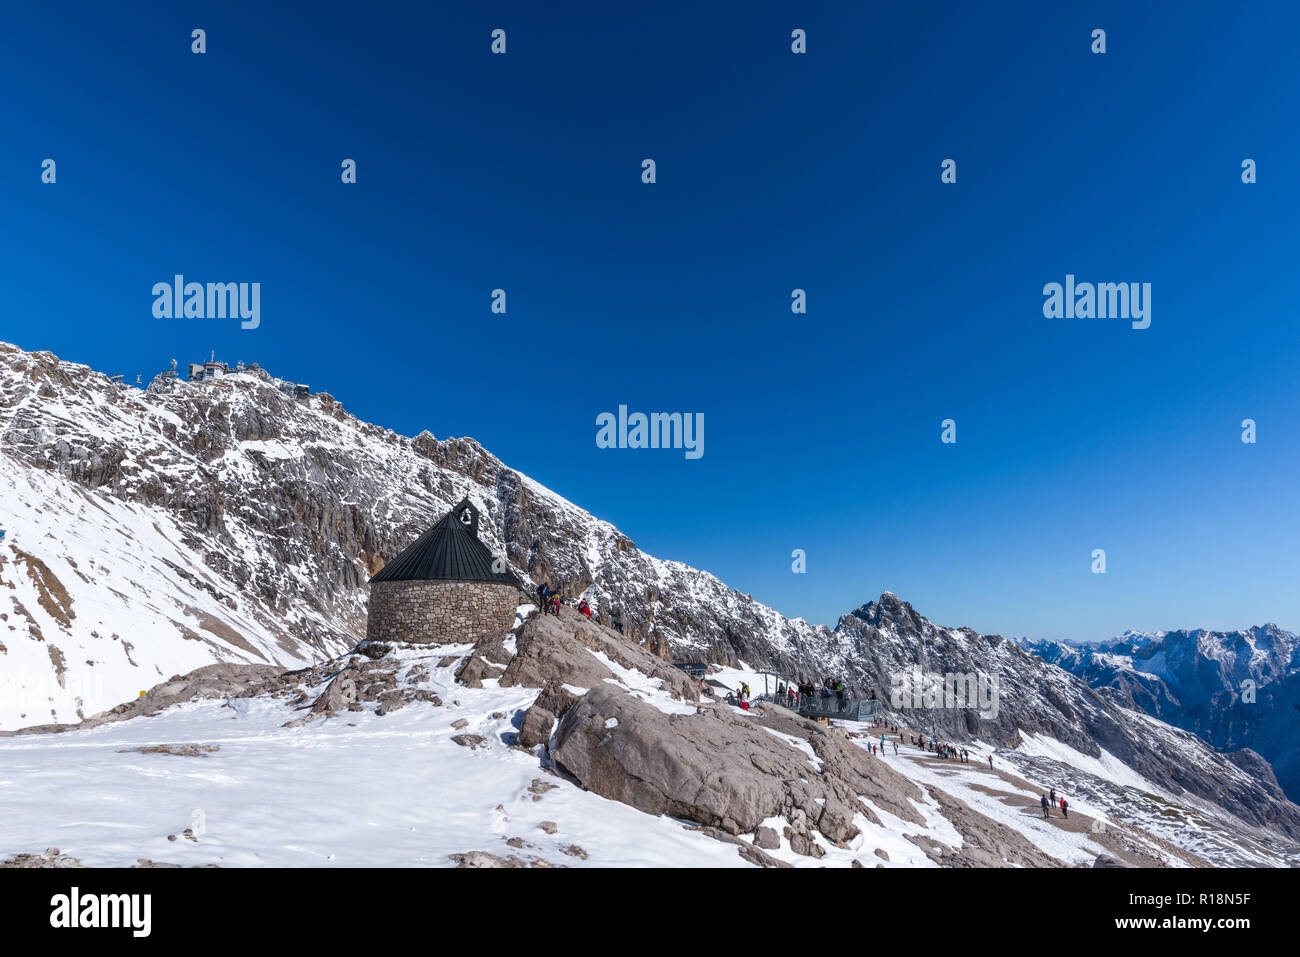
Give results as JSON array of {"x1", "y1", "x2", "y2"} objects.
[{"x1": 839, "y1": 590, "x2": 925, "y2": 634}]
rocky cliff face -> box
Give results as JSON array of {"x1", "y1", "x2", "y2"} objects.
[{"x1": 2, "y1": 341, "x2": 1297, "y2": 845}]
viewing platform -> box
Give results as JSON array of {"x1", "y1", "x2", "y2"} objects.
[{"x1": 758, "y1": 691, "x2": 879, "y2": 723}]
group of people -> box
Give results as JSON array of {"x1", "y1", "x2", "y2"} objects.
[
  {"x1": 898, "y1": 732, "x2": 970, "y2": 762},
  {"x1": 535, "y1": 583, "x2": 562, "y2": 616},
  {"x1": 774, "y1": 681, "x2": 811, "y2": 707},
  {"x1": 772, "y1": 677, "x2": 858, "y2": 711},
  {"x1": 931, "y1": 741, "x2": 969, "y2": 762},
  {"x1": 863, "y1": 732, "x2": 896, "y2": 758},
  {"x1": 891, "y1": 723, "x2": 1074, "y2": 822},
  {"x1": 725, "y1": 682, "x2": 753, "y2": 711},
  {"x1": 820, "y1": 677, "x2": 850, "y2": 701},
  {"x1": 1040, "y1": 787, "x2": 1069, "y2": 819},
  {"x1": 532, "y1": 583, "x2": 602, "y2": 624},
  {"x1": 715, "y1": 691, "x2": 1079, "y2": 824}
]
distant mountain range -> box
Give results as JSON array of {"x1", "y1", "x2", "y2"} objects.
[{"x1": 1020, "y1": 626, "x2": 1300, "y2": 801}]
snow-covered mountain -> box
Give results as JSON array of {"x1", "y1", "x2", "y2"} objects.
[
  {"x1": 828, "y1": 595, "x2": 1300, "y2": 842},
  {"x1": 2, "y1": 341, "x2": 1298, "y2": 865},
  {"x1": 1022, "y1": 626, "x2": 1300, "y2": 802},
  {"x1": 0, "y1": 341, "x2": 853, "y2": 717}
]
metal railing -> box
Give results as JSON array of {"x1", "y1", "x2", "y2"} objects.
[{"x1": 757, "y1": 691, "x2": 879, "y2": 723}]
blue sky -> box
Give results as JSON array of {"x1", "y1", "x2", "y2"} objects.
[{"x1": 3, "y1": 1, "x2": 1297, "y2": 641}]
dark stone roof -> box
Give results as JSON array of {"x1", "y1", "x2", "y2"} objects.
[{"x1": 369, "y1": 498, "x2": 522, "y2": 587}]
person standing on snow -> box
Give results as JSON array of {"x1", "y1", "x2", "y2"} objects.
[
  {"x1": 1050, "y1": 787, "x2": 1056, "y2": 805},
  {"x1": 1061, "y1": 797, "x2": 1068, "y2": 819},
  {"x1": 1040, "y1": 794, "x2": 1051, "y2": 819},
  {"x1": 988, "y1": 755, "x2": 994, "y2": 770}
]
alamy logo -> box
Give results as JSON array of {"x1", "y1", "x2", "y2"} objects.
[
  {"x1": 889, "y1": 666, "x2": 999, "y2": 720},
  {"x1": 1043, "y1": 274, "x2": 1150, "y2": 330},
  {"x1": 49, "y1": 887, "x2": 151, "y2": 937},
  {"x1": 152, "y1": 275, "x2": 260, "y2": 329},
  {"x1": 596, "y1": 405, "x2": 703, "y2": 459}
]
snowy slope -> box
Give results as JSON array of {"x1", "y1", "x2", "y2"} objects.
[
  {"x1": 0, "y1": 453, "x2": 315, "y2": 726},
  {"x1": 0, "y1": 623, "x2": 1000, "y2": 868},
  {"x1": 0, "y1": 640, "x2": 754, "y2": 868},
  {"x1": 0, "y1": 614, "x2": 1205, "y2": 868},
  {"x1": 3, "y1": 619, "x2": 1285, "y2": 868}
]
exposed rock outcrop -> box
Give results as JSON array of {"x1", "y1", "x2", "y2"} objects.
[
  {"x1": 550, "y1": 686, "x2": 1061, "y2": 866},
  {"x1": 498, "y1": 608, "x2": 697, "y2": 703},
  {"x1": 517, "y1": 705, "x2": 555, "y2": 750}
]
